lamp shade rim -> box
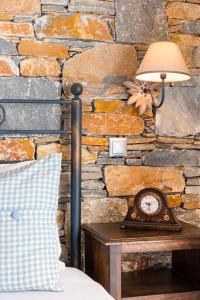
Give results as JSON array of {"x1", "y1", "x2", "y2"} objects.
[{"x1": 135, "y1": 70, "x2": 191, "y2": 82}]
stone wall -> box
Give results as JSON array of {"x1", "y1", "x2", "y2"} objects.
[{"x1": 0, "y1": 0, "x2": 199, "y2": 268}]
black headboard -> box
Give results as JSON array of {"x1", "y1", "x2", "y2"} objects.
[{"x1": 0, "y1": 83, "x2": 83, "y2": 269}]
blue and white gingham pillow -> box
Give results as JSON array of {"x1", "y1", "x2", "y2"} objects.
[{"x1": 0, "y1": 154, "x2": 62, "y2": 292}]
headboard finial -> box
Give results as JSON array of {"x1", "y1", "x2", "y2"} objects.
[{"x1": 71, "y1": 83, "x2": 83, "y2": 98}]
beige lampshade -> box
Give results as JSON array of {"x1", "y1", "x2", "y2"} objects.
[{"x1": 135, "y1": 41, "x2": 191, "y2": 82}]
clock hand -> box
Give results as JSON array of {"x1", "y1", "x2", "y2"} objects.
[{"x1": 145, "y1": 202, "x2": 151, "y2": 213}]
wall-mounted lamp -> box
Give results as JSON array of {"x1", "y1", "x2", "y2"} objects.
[{"x1": 135, "y1": 41, "x2": 191, "y2": 110}]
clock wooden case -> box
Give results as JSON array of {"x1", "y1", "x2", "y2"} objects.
[{"x1": 121, "y1": 188, "x2": 182, "y2": 231}]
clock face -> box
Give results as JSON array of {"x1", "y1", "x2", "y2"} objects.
[{"x1": 139, "y1": 194, "x2": 161, "y2": 216}]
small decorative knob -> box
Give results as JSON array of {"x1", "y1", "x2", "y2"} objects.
[
  {"x1": 11, "y1": 210, "x2": 21, "y2": 221},
  {"x1": 71, "y1": 83, "x2": 83, "y2": 98}
]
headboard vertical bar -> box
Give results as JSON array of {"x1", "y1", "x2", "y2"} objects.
[{"x1": 70, "y1": 84, "x2": 83, "y2": 269}]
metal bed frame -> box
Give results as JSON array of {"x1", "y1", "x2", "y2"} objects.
[{"x1": 0, "y1": 83, "x2": 83, "y2": 270}]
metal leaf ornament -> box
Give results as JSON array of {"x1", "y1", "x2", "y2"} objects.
[{"x1": 124, "y1": 80, "x2": 160, "y2": 115}]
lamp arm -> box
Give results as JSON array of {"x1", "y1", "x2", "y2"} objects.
[{"x1": 152, "y1": 74, "x2": 166, "y2": 109}]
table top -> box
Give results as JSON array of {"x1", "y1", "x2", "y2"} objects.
[{"x1": 82, "y1": 222, "x2": 200, "y2": 245}]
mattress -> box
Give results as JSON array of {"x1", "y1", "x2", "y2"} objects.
[{"x1": 1, "y1": 268, "x2": 114, "y2": 300}]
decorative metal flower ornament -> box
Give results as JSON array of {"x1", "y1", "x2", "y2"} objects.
[{"x1": 123, "y1": 80, "x2": 160, "y2": 115}]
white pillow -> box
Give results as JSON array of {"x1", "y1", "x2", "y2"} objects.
[
  {"x1": 0, "y1": 160, "x2": 62, "y2": 261},
  {"x1": 0, "y1": 154, "x2": 62, "y2": 291}
]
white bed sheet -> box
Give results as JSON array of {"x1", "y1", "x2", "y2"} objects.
[{"x1": 1, "y1": 268, "x2": 114, "y2": 300}]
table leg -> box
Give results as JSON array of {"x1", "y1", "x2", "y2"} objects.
[
  {"x1": 110, "y1": 245, "x2": 121, "y2": 300},
  {"x1": 85, "y1": 233, "x2": 110, "y2": 291}
]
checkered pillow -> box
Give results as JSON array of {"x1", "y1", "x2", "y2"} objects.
[{"x1": 0, "y1": 154, "x2": 62, "y2": 292}]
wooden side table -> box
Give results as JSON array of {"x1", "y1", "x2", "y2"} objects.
[{"x1": 82, "y1": 222, "x2": 200, "y2": 300}]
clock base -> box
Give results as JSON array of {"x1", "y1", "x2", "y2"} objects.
[
  {"x1": 121, "y1": 220, "x2": 182, "y2": 231},
  {"x1": 121, "y1": 188, "x2": 182, "y2": 232}
]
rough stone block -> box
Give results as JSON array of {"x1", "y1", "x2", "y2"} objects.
[
  {"x1": 97, "y1": 157, "x2": 124, "y2": 165},
  {"x1": 122, "y1": 252, "x2": 171, "y2": 272},
  {"x1": 181, "y1": 21, "x2": 200, "y2": 35},
  {"x1": 167, "y1": 195, "x2": 182, "y2": 208},
  {"x1": 41, "y1": 0, "x2": 68, "y2": 4},
  {"x1": 56, "y1": 210, "x2": 64, "y2": 229},
  {"x1": 81, "y1": 171, "x2": 103, "y2": 181},
  {"x1": 193, "y1": 46, "x2": 200, "y2": 68},
  {"x1": 59, "y1": 243, "x2": 68, "y2": 263},
  {"x1": 0, "y1": 77, "x2": 61, "y2": 131},
  {"x1": 187, "y1": 178, "x2": 200, "y2": 185},
  {"x1": 0, "y1": 57, "x2": 19, "y2": 76},
  {"x1": 98, "y1": 151, "x2": 108, "y2": 158},
  {"x1": 82, "y1": 165, "x2": 102, "y2": 173},
  {"x1": 80, "y1": 198, "x2": 128, "y2": 224},
  {"x1": 18, "y1": 40, "x2": 69, "y2": 58},
  {"x1": 0, "y1": 39, "x2": 17, "y2": 55},
  {"x1": 35, "y1": 136, "x2": 60, "y2": 144},
  {"x1": 156, "y1": 87, "x2": 200, "y2": 137},
  {"x1": 115, "y1": 0, "x2": 168, "y2": 43},
  {"x1": 94, "y1": 99, "x2": 152, "y2": 117},
  {"x1": 63, "y1": 44, "x2": 137, "y2": 83},
  {"x1": 35, "y1": 14, "x2": 112, "y2": 42},
  {"x1": 37, "y1": 143, "x2": 62, "y2": 159},
  {"x1": 128, "y1": 137, "x2": 156, "y2": 144},
  {"x1": 185, "y1": 186, "x2": 200, "y2": 195},
  {"x1": 82, "y1": 148, "x2": 97, "y2": 164},
  {"x1": 0, "y1": 13, "x2": 13, "y2": 21},
  {"x1": 82, "y1": 136, "x2": 108, "y2": 146},
  {"x1": 42, "y1": 5, "x2": 67, "y2": 13},
  {"x1": 144, "y1": 149, "x2": 200, "y2": 167},
  {"x1": 0, "y1": 0, "x2": 41, "y2": 16},
  {"x1": 171, "y1": 34, "x2": 200, "y2": 47},
  {"x1": 178, "y1": 45, "x2": 194, "y2": 67},
  {"x1": 20, "y1": 58, "x2": 61, "y2": 77},
  {"x1": 127, "y1": 151, "x2": 143, "y2": 159},
  {"x1": 122, "y1": 254, "x2": 150, "y2": 272},
  {"x1": 64, "y1": 80, "x2": 128, "y2": 99},
  {"x1": 157, "y1": 137, "x2": 193, "y2": 144},
  {"x1": 82, "y1": 113, "x2": 144, "y2": 136},
  {"x1": 166, "y1": 2, "x2": 200, "y2": 21},
  {"x1": 187, "y1": 0, "x2": 200, "y2": 3},
  {"x1": 175, "y1": 208, "x2": 200, "y2": 227},
  {"x1": 0, "y1": 77, "x2": 61, "y2": 100},
  {"x1": 183, "y1": 201, "x2": 200, "y2": 210},
  {"x1": 127, "y1": 144, "x2": 155, "y2": 151},
  {"x1": 14, "y1": 16, "x2": 35, "y2": 23},
  {"x1": 68, "y1": 0, "x2": 115, "y2": 15},
  {"x1": 171, "y1": 144, "x2": 200, "y2": 150},
  {"x1": 39, "y1": 144, "x2": 97, "y2": 163},
  {"x1": 0, "y1": 22, "x2": 33, "y2": 37},
  {"x1": 182, "y1": 194, "x2": 199, "y2": 204},
  {"x1": 184, "y1": 167, "x2": 200, "y2": 178},
  {"x1": 105, "y1": 166, "x2": 185, "y2": 196},
  {"x1": 81, "y1": 180, "x2": 105, "y2": 190},
  {"x1": 60, "y1": 172, "x2": 70, "y2": 195},
  {"x1": 81, "y1": 190, "x2": 107, "y2": 198},
  {"x1": 94, "y1": 99, "x2": 135, "y2": 114},
  {"x1": 0, "y1": 139, "x2": 35, "y2": 161},
  {"x1": 126, "y1": 159, "x2": 142, "y2": 166},
  {"x1": 88, "y1": 145, "x2": 108, "y2": 151},
  {"x1": 182, "y1": 194, "x2": 200, "y2": 210}
]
